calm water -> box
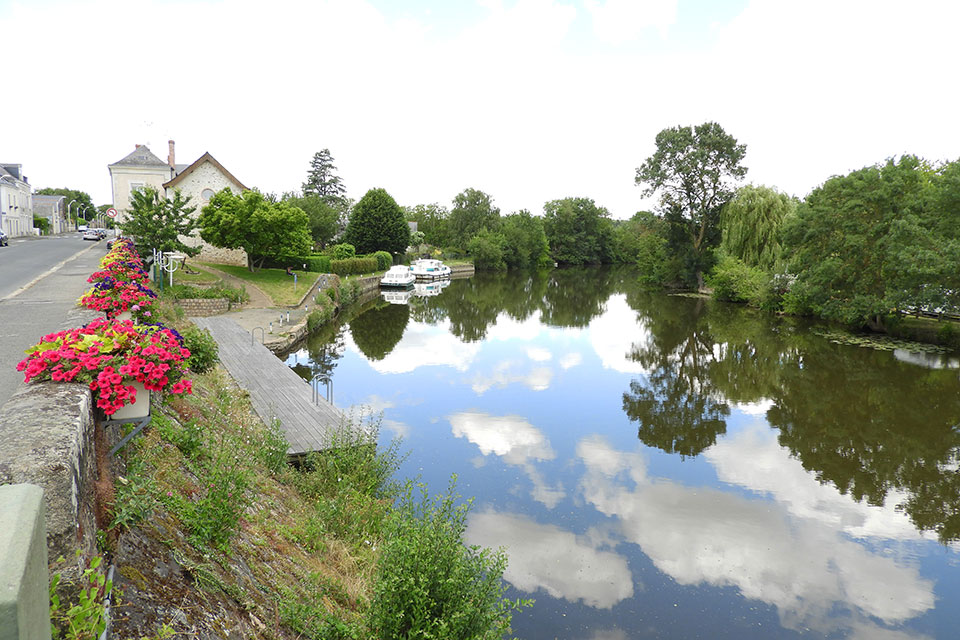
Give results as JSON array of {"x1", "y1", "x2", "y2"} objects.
[{"x1": 285, "y1": 268, "x2": 960, "y2": 640}]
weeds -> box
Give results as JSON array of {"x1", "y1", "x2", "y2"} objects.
[{"x1": 50, "y1": 552, "x2": 112, "y2": 640}]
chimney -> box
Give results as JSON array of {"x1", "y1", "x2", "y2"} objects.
[{"x1": 168, "y1": 140, "x2": 176, "y2": 169}]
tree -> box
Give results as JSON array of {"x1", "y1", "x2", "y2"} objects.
[
  {"x1": 449, "y1": 188, "x2": 500, "y2": 249},
  {"x1": 542, "y1": 197, "x2": 614, "y2": 265},
  {"x1": 282, "y1": 194, "x2": 341, "y2": 249},
  {"x1": 500, "y1": 210, "x2": 550, "y2": 269},
  {"x1": 197, "y1": 189, "x2": 311, "y2": 271},
  {"x1": 635, "y1": 122, "x2": 747, "y2": 289},
  {"x1": 782, "y1": 155, "x2": 946, "y2": 328},
  {"x1": 120, "y1": 187, "x2": 200, "y2": 257},
  {"x1": 405, "y1": 203, "x2": 451, "y2": 248},
  {"x1": 344, "y1": 188, "x2": 409, "y2": 255},
  {"x1": 302, "y1": 149, "x2": 347, "y2": 202},
  {"x1": 720, "y1": 184, "x2": 796, "y2": 271},
  {"x1": 467, "y1": 228, "x2": 507, "y2": 271}
]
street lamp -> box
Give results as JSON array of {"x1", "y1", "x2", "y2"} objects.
[{"x1": 67, "y1": 199, "x2": 78, "y2": 229}]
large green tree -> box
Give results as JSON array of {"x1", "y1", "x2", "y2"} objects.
[
  {"x1": 404, "y1": 203, "x2": 451, "y2": 248},
  {"x1": 782, "y1": 155, "x2": 955, "y2": 328},
  {"x1": 302, "y1": 149, "x2": 347, "y2": 202},
  {"x1": 500, "y1": 210, "x2": 550, "y2": 269},
  {"x1": 197, "y1": 189, "x2": 311, "y2": 271},
  {"x1": 720, "y1": 184, "x2": 796, "y2": 271},
  {"x1": 344, "y1": 188, "x2": 409, "y2": 255},
  {"x1": 635, "y1": 122, "x2": 747, "y2": 289},
  {"x1": 449, "y1": 188, "x2": 500, "y2": 249},
  {"x1": 282, "y1": 194, "x2": 341, "y2": 249},
  {"x1": 542, "y1": 197, "x2": 614, "y2": 265},
  {"x1": 120, "y1": 187, "x2": 200, "y2": 257}
]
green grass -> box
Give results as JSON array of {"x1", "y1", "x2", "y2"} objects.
[
  {"x1": 201, "y1": 263, "x2": 319, "y2": 306},
  {"x1": 171, "y1": 264, "x2": 220, "y2": 286}
]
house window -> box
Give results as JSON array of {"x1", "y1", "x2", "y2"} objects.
[
  {"x1": 130, "y1": 182, "x2": 145, "y2": 198},
  {"x1": 201, "y1": 188, "x2": 215, "y2": 201}
]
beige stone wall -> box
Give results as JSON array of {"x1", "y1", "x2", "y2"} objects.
[
  {"x1": 176, "y1": 297, "x2": 231, "y2": 316},
  {"x1": 110, "y1": 165, "x2": 171, "y2": 225},
  {"x1": 168, "y1": 160, "x2": 248, "y2": 267}
]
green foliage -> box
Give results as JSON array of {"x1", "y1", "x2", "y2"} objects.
[
  {"x1": 330, "y1": 243, "x2": 356, "y2": 260},
  {"x1": 331, "y1": 257, "x2": 378, "y2": 276},
  {"x1": 350, "y1": 303, "x2": 410, "y2": 360},
  {"x1": 197, "y1": 189, "x2": 312, "y2": 271},
  {"x1": 449, "y1": 188, "x2": 500, "y2": 250},
  {"x1": 283, "y1": 194, "x2": 344, "y2": 249},
  {"x1": 33, "y1": 215, "x2": 50, "y2": 234},
  {"x1": 636, "y1": 121, "x2": 747, "y2": 287},
  {"x1": 405, "y1": 203, "x2": 452, "y2": 247},
  {"x1": 782, "y1": 155, "x2": 953, "y2": 328},
  {"x1": 372, "y1": 250, "x2": 393, "y2": 270},
  {"x1": 306, "y1": 255, "x2": 332, "y2": 272},
  {"x1": 500, "y1": 209, "x2": 550, "y2": 269},
  {"x1": 302, "y1": 149, "x2": 347, "y2": 201},
  {"x1": 635, "y1": 230, "x2": 669, "y2": 289},
  {"x1": 181, "y1": 326, "x2": 219, "y2": 373},
  {"x1": 721, "y1": 184, "x2": 796, "y2": 270},
  {"x1": 307, "y1": 296, "x2": 336, "y2": 332},
  {"x1": 707, "y1": 254, "x2": 769, "y2": 305},
  {"x1": 259, "y1": 418, "x2": 290, "y2": 475},
  {"x1": 543, "y1": 197, "x2": 615, "y2": 265},
  {"x1": 111, "y1": 456, "x2": 159, "y2": 529},
  {"x1": 344, "y1": 188, "x2": 410, "y2": 254},
  {"x1": 156, "y1": 411, "x2": 204, "y2": 460},
  {"x1": 164, "y1": 283, "x2": 248, "y2": 303},
  {"x1": 50, "y1": 552, "x2": 112, "y2": 640},
  {"x1": 121, "y1": 186, "x2": 201, "y2": 257},
  {"x1": 467, "y1": 228, "x2": 507, "y2": 271},
  {"x1": 369, "y1": 476, "x2": 531, "y2": 640}
]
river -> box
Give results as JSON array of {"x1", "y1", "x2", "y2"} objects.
[{"x1": 285, "y1": 267, "x2": 960, "y2": 639}]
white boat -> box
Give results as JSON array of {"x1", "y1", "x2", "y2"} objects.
[
  {"x1": 410, "y1": 258, "x2": 452, "y2": 280},
  {"x1": 380, "y1": 265, "x2": 415, "y2": 288},
  {"x1": 382, "y1": 289, "x2": 414, "y2": 305}
]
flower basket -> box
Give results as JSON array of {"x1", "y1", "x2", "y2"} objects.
[{"x1": 16, "y1": 318, "x2": 192, "y2": 417}]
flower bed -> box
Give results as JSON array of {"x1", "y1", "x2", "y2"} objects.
[{"x1": 16, "y1": 238, "x2": 193, "y2": 416}]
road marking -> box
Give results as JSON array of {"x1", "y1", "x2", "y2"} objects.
[{"x1": 0, "y1": 243, "x2": 99, "y2": 302}]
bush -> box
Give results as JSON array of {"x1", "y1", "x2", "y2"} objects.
[
  {"x1": 307, "y1": 297, "x2": 335, "y2": 332},
  {"x1": 708, "y1": 255, "x2": 769, "y2": 305},
  {"x1": 331, "y1": 257, "x2": 378, "y2": 276},
  {"x1": 305, "y1": 255, "x2": 331, "y2": 273},
  {"x1": 181, "y1": 326, "x2": 219, "y2": 373},
  {"x1": 369, "y1": 476, "x2": 530, "y2": 640},
  {"x1": 331, "y1": 243, "x2": 356, "y2": 260},
  {"x1": 259, "y1": 254, "x2": 331, "y2": 273},
  {"x1": 372, "y1": 250, "x2": 393, "y2": 271}
]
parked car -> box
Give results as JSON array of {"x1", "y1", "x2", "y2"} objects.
[
  {"x1": 78, "y1": 225, "x2": 88, "y2": 232},
  {"x1": 95, "y1": 229, "x2": 107, "y2": 239},
  {"x1": 82, "y1": 230, "x2": 102, "y2": 241},
  {"x1": 0, "y1": 229, "x2": 8, "y2": 246}
]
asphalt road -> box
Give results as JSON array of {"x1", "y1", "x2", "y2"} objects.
[{"x1": 0, "y1": 234, "x2": 109, "y2": 408}]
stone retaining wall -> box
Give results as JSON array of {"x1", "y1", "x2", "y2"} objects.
[
  {"x1": 176, "y1": 298, "x2": 230, "y2": 317},
  {"x1": 0, "y1": 383, "x2": 98, "y2": 565}
]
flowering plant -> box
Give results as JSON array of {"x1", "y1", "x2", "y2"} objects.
[
  {"x1": 16, "y1": 317, "x2": 192, "y2": 416},
  {"x1": 79, "y1": 278, "x2": 157, "y2": 319}
]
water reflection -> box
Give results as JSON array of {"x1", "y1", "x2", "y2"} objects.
[
  {"x1": 577, "y1": 436, "x2": 936, "y2": 634},
  {"x1": 464, "y1": 509, "x2": 634, "y2": 609},
  {"x1": 288, "y1": 267, "x2": 960, "y2": 637}
]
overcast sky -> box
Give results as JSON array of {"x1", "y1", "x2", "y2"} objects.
[{"x1": 3, "y1": 0, "x2": 959, "y2": 219}]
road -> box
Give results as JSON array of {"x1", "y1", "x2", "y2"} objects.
[{"x1": 0, "y1": 234, "x2": 109, "y2": 408}]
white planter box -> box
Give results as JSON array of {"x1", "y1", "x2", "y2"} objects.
[{"x1": 110, "y1": 381, "x2": 150, "y2": 420}]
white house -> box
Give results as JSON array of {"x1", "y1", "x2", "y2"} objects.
[
  {"x1": 32, "y1": 194, "x2": 68, "y2": 234},
  {"x1": 0, "y1": 164, "x2": 33, "y2": 238},
  {"x1": 108, "y1": 141, "x2": 248, "y2": 265}
]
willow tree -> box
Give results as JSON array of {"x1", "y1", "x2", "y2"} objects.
[
  {"x1": 636, "y1": 122, "x2": 747, "y2": 289},
  {"x1": 720, "y1": 184, "x2": 796, "y2": 271}
]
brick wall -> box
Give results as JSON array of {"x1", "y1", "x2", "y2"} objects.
[{"x1": 176, "y1": 298, "x2": 231, "y2": 317}]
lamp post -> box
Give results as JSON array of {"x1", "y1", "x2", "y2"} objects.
[{"x1": 67, "y1": 199, "x2": 77, "y2": 230}]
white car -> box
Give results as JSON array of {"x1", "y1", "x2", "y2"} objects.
[{"x1": 82, "y1": 230, "x2": 102, "y2": 241}]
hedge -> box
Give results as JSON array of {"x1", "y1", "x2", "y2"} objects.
[
  {"x1": 330, "y1": 256, "x2": 378, "y2": 276},
  {"x1": 372, "y1": 251, "x2": 393, "y2": 271},
  {"x1": 255, "y1": 254, "x2": 331, "y2": 273}
]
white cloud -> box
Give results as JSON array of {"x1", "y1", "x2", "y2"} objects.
[
  {"x1": 587, "y1": 294, "x2": 650, "y2": 373},
  {"x1": 450, "y1": 411, "x2": 566, "y2": 507},
  {"x1": 576, "y1": 437, "x2": 936, "y2": 633},
  {"x1": 584, "y1": 0, "x2": 678, "y2": 42},
  {"x1": 470, "y1": 360, "x2": 553, "y2": 393},
  {"x1": 347, "y1": 319, "x2": 479, "y2": 374},
  {"x1": 526, "y1": 346, "x2": 553, "y2": 362},
  {"x1": 559, "y1": 352, "x2": 583, "y2": 369},
  {"x1": 464, "y1": 508, "x2": 635, "y2": 609}
]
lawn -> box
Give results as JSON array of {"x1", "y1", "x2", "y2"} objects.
[
  {"x1": 171, "y1": 263, "x2": 220, "y2": 286},
  {"x1": 200, "y1": 263, "x2": 319, "y2": 306}
]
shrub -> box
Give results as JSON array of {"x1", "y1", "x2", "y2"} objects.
[
  {"x1": 331, "y1": 257, "x2": 378, "y2": 276},
  {"x1": 708, "y1": 254, "x2": 768, "y2": 305},
  {"x1": 369, "y1": 475, "x2": 530, "y2": 639},
  {"x1": 305, "y1": 255, "x2": 331, "y2": 273},
  {"x1": 307, "y1": 297, "x2": 335, "y2": 332},
  {"x1": 372, "y1": 250, "x2": 393, "y2": 271},
  {"x1": 331, "y1": 243, "x2": 356, "y2": 260},
  {"x1": 182, "y1": 326, "x2": 219, "y2": 373}
]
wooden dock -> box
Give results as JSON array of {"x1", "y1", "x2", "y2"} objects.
[{"x1": 191, "y1": 316, "x2": 346, "y2": 455}]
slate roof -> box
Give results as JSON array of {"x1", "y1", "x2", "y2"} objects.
[{"x1": 109, "y1": 145, "x2": 169, "y2": 167}]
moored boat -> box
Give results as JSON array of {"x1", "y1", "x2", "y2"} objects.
[
  {"x1": 380, "y1": 265, "x2": 415, "y2": 288},
  {"x1": 410, "y1": 258, "x2": 452, "y2": 280}
]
